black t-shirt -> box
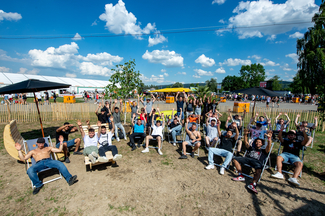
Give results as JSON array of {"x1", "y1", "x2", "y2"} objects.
[
  {"x1": 186, "y1": 102, "x2": 194, "y2": 112},
  {"x1": 176, "y1": 101, "x2": 184, "y2": 112},
  {"x1": 210, "y1": 103, "x2": 218, "y2": 112},
  {"x1": 282, "y1": 138, "x2": 302, "y2": 157},
  {"x1": 203, "y1": 102, "x2": 210, "y2": 113},
  {"x1": 169, "y1": 122, "x2": 180, "y2": 129},
  {"x1": 218, "y1": 135, "x2": 236, "y2": 152},
  {"x1": 97, "y1": 113, "x2": 107, "y2": 123},
  {"x1": 55, "y1": 128, "x2": 72, "y2": 144},
  {"x1": 102, "y1": 106, "x2": 110, "y2": 118},
  {"x1": 44, "y1": 92, "x2": 49, "y2": 100},
  {"x1": 246, "y1": 146, "x2": 267, "y2": 163}
]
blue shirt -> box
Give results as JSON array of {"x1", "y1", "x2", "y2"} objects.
[{"x1": 134, "y1": 124, "x2": 145, "y2": 133}]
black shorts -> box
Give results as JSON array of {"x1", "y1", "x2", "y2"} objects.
[
  {"x1": 266, "y1": 102, "x2": 269, "y2": 105},
  {"x1": 151, "y1": 135, "x2": 162, "y2": 139},
  {"x1": 233, "y1": 156, "x2": 263, "y2": 169},
  {"x1": 38, "y1": 99, "x2": 42, "y2": 102}
]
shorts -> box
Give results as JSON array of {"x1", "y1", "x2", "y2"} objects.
[
  {"x1": 4, "y1": 96, "x2": 8, "y2": 100},
  {"x1": 184, "y1": 140, "x2": 200, "y2": 147},
  {"x1": 279, "y1": 152, "x2": 301, "y2": 164},
  {"x1": 266, "y1": 102, "x2": 269, "y2": 105},
  {"x1": 151, "y1": 135, "x2": 162, "y2": 139},
  {"x1": 195, "y1": 109, "x2": 201, "y2": 116},
  {"x1": 38, "y1": 99, "x2": 42, "y2": 102},
  {"x1": 233, "y1": 156, "x2": 263, "y2": 169},
  {"x1": 56, "y1": 139, "x2": 76, "y2": 148},
  {"x1": 207, "y1": 136, "x2": 217, "y2": 143}
]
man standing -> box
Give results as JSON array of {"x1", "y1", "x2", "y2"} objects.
[
  {"x1": 112, "y1": 99, "x2": 127, "y2": 142},
  {"x1": 176, "y1": 91, "x2": 187, "y2": 123},
  {"x1": 56, "y1": 122, "x2": 82, "y2": 163}
]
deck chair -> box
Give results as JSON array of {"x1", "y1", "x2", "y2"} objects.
[
  {"x1": 240, "y1": 141, "x2": 274, "y2": 182},
  {"x1": 204, "y1": 123, "x2": 220, "y2": 150},
  {"x1": 182, "y1": 122, "x2": 200, "y2": 156},
  {"x1": 275, "y1": 139, "x2": 305, "y2": 178},
  {"x1": 130, "y1": 122, "x2": 146, "y2": 146},
  {"x1": 23, "y1": 136, "x2": 62, "y2": 188},
  {"x1": 167, "y1": 124, "x2": 183, "y2": 145},
  {"x1": 81, "y1": 124, "x2": 114, "y2": 170},
  {"x1": 272, "y1": 121, "x2": 289, "y2": 142},
  {"x1": 304, "y1": 123, "x2": 315, "y2": 148}
]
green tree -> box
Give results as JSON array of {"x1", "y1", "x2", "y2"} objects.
[
  {"x1": 239, "y1": 63, "x2": 266, "y2": 88},
  {"x1": 194, "y1": 85, "x2": 211, "y2": 99},
  {"x1": 269, "y1": 75, "x2": 282, "y2": 91},
  {"x1": 205, "y1": 78, "x2": 218, "y2": 92},
  {"x1": 296, "y1": 0, "x2": 325, "y2": 95},
  {"x1": 289, "y1": 74, "x2": 305, "y2": 93},
  {"x1": 105, "y1": 59, "x2": 143, "y2": 98},
  {"x1": 172, "y1": 82, "x2": 184, "y2": 88},
  {"x1": 221, "y1": 75, "x2": 244, "y2": 91}
]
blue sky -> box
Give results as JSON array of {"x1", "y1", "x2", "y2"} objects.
[{"x1": 0, "y1": 0, "x2": 322, "y2": 85}]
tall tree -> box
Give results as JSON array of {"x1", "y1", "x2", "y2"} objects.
[
  {"x1": 269, "y1": 75, "x2": 282, "y2": 91},
  {"x1": 172, "y1": 82, "x2": 184, "y2": 88},
  {"x1": 222, "y1": 75, "x2": 244, "y2": 91},
  {"x1": 296, "y1": 0, "x2": 325, "y2": 94},
  {"x1": 105, "y1": 59, "x2": 143, "y2": 98},
  {"x1": 205, "y1": 78, "x2": 218, "y2": 92},
  {"x1": 239, "y1": 63, "x2": 266, "y2": 88}
]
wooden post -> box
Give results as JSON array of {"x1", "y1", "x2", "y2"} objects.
[{"x1": 33, "y1": 92, "x2": 45, "y2": 137}]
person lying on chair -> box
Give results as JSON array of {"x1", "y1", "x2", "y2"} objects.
[
  {"x1": 271, "y1": 124, "x2": 308, "y2": 187},
  {"x1": 205, "y1": 117, "x2": 219, "y2": 148},
  {"x1": 179, "y1": 118, "x2": 201, "y2": 159},
  {"x1": 231, "y1": 129, "x2": 272, "y2": 194},
  {"x1": 15, "y1": 136, "x2": 78, "y2": 195}
]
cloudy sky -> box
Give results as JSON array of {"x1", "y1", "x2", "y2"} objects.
[{"x1": 0, "y1": 0, "x2": 321, "y2": 84}]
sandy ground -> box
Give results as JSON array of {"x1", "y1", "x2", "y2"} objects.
[{"x1": 0, "y1": 121, "x2": 325, "y2": 216}]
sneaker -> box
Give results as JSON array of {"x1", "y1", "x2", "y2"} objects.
[
  {"x1": 219, "y1": 167, "x2": 225, "y2": 175},
  {"x1": 169, "y1": 129, "x2": 172, "y2": 133},
  {"x1": 33, "y1": 185, "x2": 43, "y2": 195},
  {"x1": 205, "y1": 164, "x2": 215, "y2": 170},
  {"x1": 137, "y1": 144, "x2": 141, "y2": 148},
  {"x1": 124, "y1": 137, "x2": 127, "y2": 141},
  {"x1": 113, "y1": 154, "x2": 122, "y2": 161},
  {"x1": 73, "y1": 151, "x2": 83, "y2": 155},
  {"x1": 173, "y1": 143, "x2": 176, "y2": 146},
  {"x1": 98, "y1": 157, "x2": 109, "y2": 163},
  {"x1": 142, "y1": 148, "x2": 149, "y2": 153},
  {"x1": 158, "y1": 149, "x2": 163, "y2": 155},
  {"x1": 178, "y1": 154, "x2": 188, "y2": 159},
  {"x1": 117, "y1": 137, "x2": 120, "y2": 142},
  {"x1": 232, "y1": 175, "x2": 245, "y2": 181},
  {"x1": 288, "y1": 177, "x2": 300, "y2": 187},
  {"x1": 68, "y1": 175, "x2": 78, "y2": 186},
  {"x1": 64, "y1": 157, "x2": 70, "y2": 163},
  {"x1": 131, "y1": 145, "x2": 137, "y2": 151},
  {"x1": 271, "y1": 172, "x2": 284, "y2": 179},
  {"x1": 91, "y1": 151, "x2": 98, "y2": 158},
  {"x1": 88, "y1": 154, "x2": 96, "y2": 164},
  {"x1": 247, "y1": 183, "x2": 258, "y2": 194},
  {"x1": 190, "y1": 152, "x2": 195, "y2": 158}
]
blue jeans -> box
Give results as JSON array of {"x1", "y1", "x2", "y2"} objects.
[
  {"x1": 208, "y1": 148, "x2": 233, "y2": 168},
  {"x1": 27, "y1": 158, "x2": 72, "y2": 188},
  {"x1": 170, "y1": 124, "x2": 182, "y2": 143},
  {"x1": 177, "y1": 112, "x2": 184, "y2": 120},
  {"x1": 114, "y1": 122, "x2": 126, "y2": 139},
  {"x1": 280, "y1": 152, "x2": 301, "y2": 164},
  {"x1": 56, "y1": 139, "x2": 75, "y2": 148}
]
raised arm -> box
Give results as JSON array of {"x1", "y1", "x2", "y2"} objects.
[
  {"x1": 217, "y1": 119, "x2": 222, "y2": 137},
  {"x1": 119, "y1": 99, "x2": 123, "y2": 113},
  {"x1": 77, "y1": 120, "x2": 85, "y2": 139},
  {"x1": 97, "y1": 121, "x2": 101, "y2": 138},
  {"x1": 295, "y1": 114, "x2": 300, "y2": 127},
  {"x1": 225, "y1": 116, "x2": 231, "y2": 129},
  {"x1": 109, "y1": 116, "x2": 115, "y2": 132},
  {"x1": 275, "y1": 112, "x2": 282, "y2": 123},
  {"x1": 238, "y1": 115, "x2": 242, "y2": 128},
  {"x1": 86, "y1": 120, "x2": 91, "y2": 129},
  {"x1": 137, "y1": 94, "x2": 140, "y2": 107},
  {"x1": 183, "y1": 91, "x2": 188, "y2": 102},
  {"x1": 132, "y1": 113, "x2": 136, "y2": 126},
  {"x1": 51, "y1": 136, "x2": 64, "y2": 153},
  {"x1": 284, "y1": 113, "x2": 290, "y2": 125},
  {"x1": 156, "y1": 107, "x2": 161, "y2": 117},
  {"x1": 243, "y1": 129, "x2": 250, "y2": 149},
  {"x1": 265, "y1": 131, "x2": 273, "y2": 153},
  {"x1": 161, "y1": 113, "x2": 165, "y2": 128},
  {"x1": 301, "y1": 130, "x2": 308, "y2": 146},
  {"x1": 176, "y1": 91, "x2": 180, "y2": 101},
  {"x1": 264, "y1": 112, "x2": 269, "y2": 122},
  {"x1": 95, "y1": 103, "x2": 101, "y2": 116},
  {"x1": 234, "y1": 124, "x2": 239, "y2": 140},
  {"x1": 15, "y1": 143, "x2": 33, "y2": 161},
  {"x1": 185, "y1": 118, "x2": 190, "y2": 133},
  {"x1": 113, "y1": 99, "x2": 118, "y2": 109},
  {"x1": 278, "y1": 124, "x2": 285, "y2": 143},
  {"x1": 313, "y1": 116, "x2": 318, "y2": 129},
  {"x1": 140, "y1": 94, "x2": 144, "y2": 104},
  {"x1": 152, "y1": 94, "x2": 156, "y2": 103},
  {"x1": 248, "y1": 117, "x2": 254, "y2": 130},
  {"x1": 171, "y1": 108, "x2": 174, "y2": 119}
]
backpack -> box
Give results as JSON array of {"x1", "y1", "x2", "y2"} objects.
[{"x1": 118, "y1": 129, "x2": 124, "y2": 139}]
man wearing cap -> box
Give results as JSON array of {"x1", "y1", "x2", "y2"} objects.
[
  {"x1": 56, "y1": 122, "x2": 82, "y2": 163},
  {"x1": 15, "y1": 136, "x2": 78, "y2": 195},
  {"x1": 112, "y1": 99, "x2": 127, "y2": 142},
  {"x1": 248, "y1": 117, "x2": 267, "y2": 142},
  {"x1": 130, "y1": 113, "x2": 147, "y2": 151},
  {"x1": 271, "y1": 124, "x2": 308, "y2": 187},
  {"x1": 205, "y1": 117, "x2": 219, "y2": 148},
  {"x1": 205, "y1": 119, "x2": 239, "y2": 175}
]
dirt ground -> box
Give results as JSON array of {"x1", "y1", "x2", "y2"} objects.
[{"x1": 0, "y1": 120, "x2": 325, "y2": 216}]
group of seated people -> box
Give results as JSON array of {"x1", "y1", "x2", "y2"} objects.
[{"x1": 16, "y1": 95, "x2": 318, "y2": 195}]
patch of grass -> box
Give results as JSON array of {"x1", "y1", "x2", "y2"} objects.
[
  {"x1": 161, "y1": 158, "x2": 173, "y2": 166},
  {"x1": 117, "y1": 205, "x2": 135, "y2": 212},
  {"x1": 108, "y1": 204, "x2": 114, "y2": 210},
  {"x1": 15, "y1": 196, "x2": 25, "y2": 202},
  {"x1": 7, "y1": 195, "x2": 12, "y2": 200}
]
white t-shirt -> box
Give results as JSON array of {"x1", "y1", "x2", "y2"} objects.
[
  {"x1": 8, "y1": 94, "x2": 12, "y2": 99},
  {"x1": 35, "y1": 92, "x2": 41, "y2": 99},
  {"x1": 151, "y1": 125, "x2": 163, "y2": 137},
  {"x1": 98, "y1": 131, "x2": 113, "y2": 146},
  {"x1": 267, "y1": 97, "x2": 271, "y2": 102},
  {"x1": 83, "y1": 134, "x2": 98, "y2": 148}
]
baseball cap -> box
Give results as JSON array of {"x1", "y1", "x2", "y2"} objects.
[{"x1": 211, "y1": 118, "x2": 217, "y2": 122}]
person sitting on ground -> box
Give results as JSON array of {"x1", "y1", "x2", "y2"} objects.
[
  {"x1": 295, "y1": 114, "x2": 317, "y2": 147},
  {"x1": 112, "y1": 99, "x2": 127, "y2": 142},
  {"x1": 225, "y1": 119, "x2": 242, "y2": 155},
  {"x1": 142, "y1": 113, "x2": 165, "y2": 155},
  {"x1": 248, "y1": 117, "x2": 267, "y2": 142},
  {"x1": 130, "y1": 113, "x2": 147, "y2": 151},
  {"x1": 15, "y1": 136, "x2": 78, "y2": 195},
  {"x1": 179, "y1": 118, "x2": 201, "y2": 159},
  {"x1": 275, "y1": 113, "x2": 290, "y2": 131},
  {"x1": 96, "y1": 120, "x2": 122, "y2": 166},
  {"x1": 254, "y1": 112, "x2": 270, "y2": 130},
  {"x1": 271, "y1": 124, "x2": 308, "y2": 187},
  {"x1": 231, "y1": 129, "x2": 273, "y2": 194},
  {"x1": 168, "y1": 108, "x2": 183, "y2": 146},
  {"x1": 56, "y1": 122, "x2": 82, "y2": 163},
  {"x1": 176, "y1": 91, "x2": 188, "y2": 123},
  {"x1": 205, "y1": 119, "x2": 239, "y2": 175},
  {"x1": 205, "y1": 117, "x2": 219, "y2": 148}
]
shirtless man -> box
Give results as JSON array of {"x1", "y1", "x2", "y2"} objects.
[
  {"x1": 179, "y1": 118, "x2": 202, "y2": 159},
  {"x1": 15, "y1": 136, "x2": 78, "y2": 195}
]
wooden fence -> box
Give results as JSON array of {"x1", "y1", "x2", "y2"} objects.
[{"x1": 0, "y1": 103, "x2": 324, "y2": 131}]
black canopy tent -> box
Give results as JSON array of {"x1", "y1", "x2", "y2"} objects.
[{"x1": 0, "y1": 79, "x2": 71, "y2": 137}]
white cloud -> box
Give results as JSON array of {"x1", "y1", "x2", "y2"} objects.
[
  {"x1": 195, "y1": 54, "x2": 215, "y2": 67},
  {"x1": 193, "y1": 75, "x2": 201, "y2": 78},
  {"x1": 72, "y1": 33, "x2": 83, "y2": 41},
  {"x1": 267, "y1": 69, "x2": 275, "y2": 72},
  {"x1": 0, "y1": 10, "x2": 22, "y2": 22},
  {"x1": 177, "y1": 72, "x2": 186, "y2": 75},
  {"x1": 140, "y1": 74, "x2": 166, "y2": 84},
  {"x1": 194, "y1": 69, "x2": 213, "y2": 76},
  {"x1": 163, "y1": 73, "x2": 169, "y2": 77},
  {"x1": 261, "y1": 60, "x2": 280, "y2": 66},
  {"x1": 229, "y1": 68, "x2": 234, "y2": 71},
  {"x1": 0, "y1": 66, "x2": 11, "y2": 72},
  {"x1": 227, "y1": 0, "x2": 318, "y2": 39},
  {"x1": 219, "y1": 58, "x2": 251, "y2": 66},
  {"x1": 66, "y1": 73, "x2": 77, "y2": 78},
  {"x1": 219, "y1": 19, "x2": 226, "y2": 24},
  {"x1": 161, "y1": 69, "x2": 166, "y2": 73},
  {"x1": 91, "y1": 20, "x2": 98, "y2": 26},
  {"x1": 0, "y1": 49, "x2": 27, "y2": 63},
  {"x1": 248, "y1": 55, "x2": 261, "y2": 61},
  {"x1": 212, "y1": 0, "x2": 226, "y2": 5},
  {"x1": 289, "y1": 32, "x2": 304, "y2": 38},
  {"x1": 17, "y1": 68, "x2": 39, "y2": 75},
  {"x1": 142, "y1": 50, "x2": 184, "y2": 67},
  {"x1": 215, "y1": 67, "x2": 226, "y2": 74},
  {"x1": 79, "y1": 62, "x2": 113, "y2": 76},
  {"x1": 275, "y1": 41, "x2": 285, "y2": 44},
  {"x1": 281, "y1": 63, "x2": 293, "y2": 71},
  {"x1": 148, "y1": 33, "x2": 167, "y2": 47},
  {"x1": 79, "y1": 52, "x2": 123, "y2": 66},
  {"x1": 266, "y1": 35, "x2": 276, "y2": 41},
  {"x1": 286, "y1": 53, "x2": 299, "y2": 64}
]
